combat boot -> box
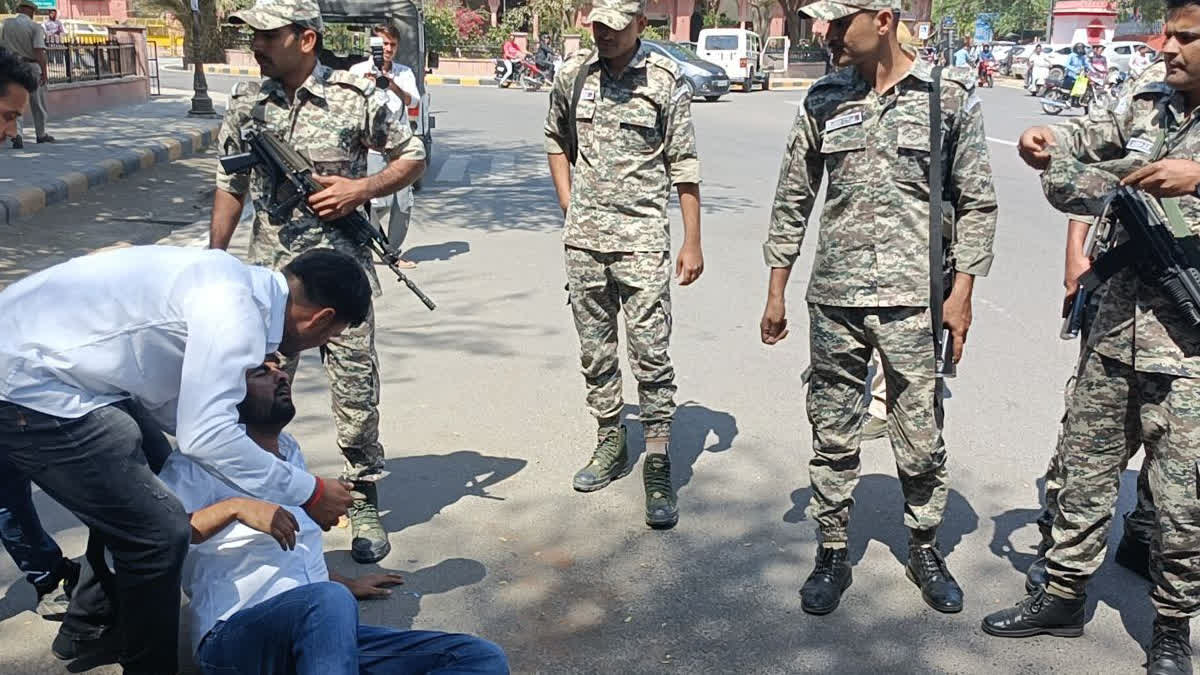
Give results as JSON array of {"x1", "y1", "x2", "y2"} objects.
[
  {"x1": 642, "y1": 453, "x2": 678, "y2": 529},
  {"x1": 572, "y1": 426, "x2": 630, "y2": 492},
  {"x1": 981, "y1": 588, "x2": 1085, "y2": 638},
  {"x1": 1148, "y1": 615, "x2": 1192, "y2": 675},
  {"x1": 800, "y1": 546, "x2": 852, "y2": 615},
  {"x1": 349, "y1": 481, "x2": 391, "y2": 564},
  {"x1": 1114, "y1": 533, "x2": 1152, "y2": 581},
  {"x1": 906, "y1": 543, "x2": 964, "y2": 613}
]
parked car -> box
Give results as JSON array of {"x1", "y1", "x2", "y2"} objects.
[
  {"x1": 1005, "y1": 44, "x2": 1030, "y2": 77},
  {"x1": 1105, "y1": 41, "x2": 1154, "y2": 73},
  {"x1": 674, "y1": 41, "x2": 698, "y2": 53},
  {"x1": 642, "y1": 39, "x2": 731, "y2": 102},
  {"x1": 696, "y1": 28, "x2": 770, "y2": 92}
]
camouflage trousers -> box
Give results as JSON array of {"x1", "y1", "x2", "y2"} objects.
[
  {"x1": 806, "y1": 304, "x2": 947, "y2": 545},
  {"x1": 251, "y1": 235, "x2": 384, "y2": 482},
  {"x1": 1047, "y1": 350, "x2": 1200, "y2": 618},
  {"x1": 564, "y1": 246, "x2": 676, "y2": 439}
]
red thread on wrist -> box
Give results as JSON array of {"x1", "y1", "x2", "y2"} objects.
[{"x1": 303, "y1": 477, "x2": 324, "y2": 509}]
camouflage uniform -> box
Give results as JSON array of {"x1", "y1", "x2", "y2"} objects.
[
  {"x1": 1034, "y1": 65, "x2": 1200, "y2": 617},
  {"x1": 765, "y1": 55, "x2": 997, "y2": 545},
  {"x1": 217, "y1": 60, "x2": 425, "y2": 480},
  {"x1": 544, "y1": 40, "x2": 699, "y2": 440}
]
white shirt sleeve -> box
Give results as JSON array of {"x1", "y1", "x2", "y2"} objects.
[
  {"x1": 391, "y1": 64, "x2": 420, "y2": 107},
  {"x1": 174, "y1": 283, "x2": 316, "y2": 506}
]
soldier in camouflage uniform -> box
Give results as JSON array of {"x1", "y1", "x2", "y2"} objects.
[
  {"x1": 1024, "y1": 62, "x2": 1171, "y2": 595},
  {"x1": 760, "y1": 0, "x2": 997, "y2": 616},
  {"x1": 208, "y1": 0, "x2": 426, "y2": 563},
  {"x1": 984, "y1": 8, "x2": 1200, "y2": 670},
  {"x1": 544, "y1": 0, "x2": 703, "y2": 529}
]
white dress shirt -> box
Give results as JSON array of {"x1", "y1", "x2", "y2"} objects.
[
  {"x1": 349, "y1": 59, "x2": 420, "y2": 114},
  {"x1": 159, "y1": 433, "x2": 329, "y2": 654},
  {"x1": 0, "y1": 246, "x2": 316, "y2": 505}
]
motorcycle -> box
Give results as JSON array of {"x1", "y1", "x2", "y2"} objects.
[
  {"x1": 977, "y1": 59, "x2": 996, "y2": 88},
  {"x1": 494, "y1": 58, "x2": 523, "y2": 88},
  {"x1": 518, "y1": 57, "x2": 551, "y2": 92},
  {"x1": 1041, "y1": 71, "x2": 1106, "y2": 115}
]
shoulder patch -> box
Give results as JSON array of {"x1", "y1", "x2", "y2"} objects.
[{"x1": 231, "y1": 80, "x2": 263, "y2": 99}]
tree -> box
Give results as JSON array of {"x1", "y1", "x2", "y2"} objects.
[
  {"x1": 778, "y1": 0, "x2": 804, "y2": 43},
  {"x1": 931, "y1": 0, "x2": 1049, "y2": 43}
]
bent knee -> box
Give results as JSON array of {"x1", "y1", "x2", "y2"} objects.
[{"x1": 458, "y1": 636, "x2": 509, "y2": 673}]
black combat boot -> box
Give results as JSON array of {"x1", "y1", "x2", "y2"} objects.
[
  {"x1": 1148, "y1": 615, "x2": 1193, "y2": 675},
  {"x1": 981, "y1": 588, "x2": 1086, "y2": 638},
  {"x1": 800, "y1": 546, "x2": 852, "y2": 615},
  {"x1": 906, "y1": 543, "x2": 964, "y2": 613},
  {"x1": 572, "y1": 426, "x2": 629, "y2": 492},
  {"x1": 349, "y1": 481, "x2": 391, "y2": 564},
  {"x1": 1114, "y1": 532, "x2": 1152, "y2": 582},
  {"x1": 642, "y1": 453, "x2": 678, "y2": 529}
]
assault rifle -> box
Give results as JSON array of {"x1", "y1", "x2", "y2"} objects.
[
  {"x1": 220, "y1": 129, "x2": 436, "y2": 311},
  {"x1": 1076, "y1": 186, "x2": 1200, "y2": 329}
]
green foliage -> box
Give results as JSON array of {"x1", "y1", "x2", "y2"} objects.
[
  {"x1": 702, "y1": 10, "x2": 736, "y2": 28},
  {"x1": 931, "y1": 0, "x2": 1051, "y2": 42},
  {"x1": 1118, "y1": 0, "x2": 1164, "y2": 23},
  {"x1": 642, "y1": 24, "x2": 668, "y2": 41},
  {"x1": 424, "y1": 2, "x2": 460, "y2": 53}
]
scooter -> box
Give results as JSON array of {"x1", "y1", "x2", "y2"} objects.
[
  {"x1": 1041, "y1": 72, "x2": 1102, "y2": 115},
  {"x1": 977, "y1": 59, "x2": 996, "y2": 88}
]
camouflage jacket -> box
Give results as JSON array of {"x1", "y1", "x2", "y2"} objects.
[
  {"x1": 544, "y1": 45, "x2": 700, "y2": 253},
  {"x1": 764, "y1": 56, "x2": 997, "y2": 307},
  {"x1": 1048, "y1": 61, "x2": 1200, "y2": 377},
  {"x1": 216, "y1": 64, "x2": 425, "y2": 292}
]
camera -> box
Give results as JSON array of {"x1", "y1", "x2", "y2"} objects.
[{"x1": 369, "y1": 36, "x2": 390, "y2": 90}]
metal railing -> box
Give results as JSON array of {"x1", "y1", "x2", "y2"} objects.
[{"x1": 46, "y1": 40, "x2": 139, "y2": 85}]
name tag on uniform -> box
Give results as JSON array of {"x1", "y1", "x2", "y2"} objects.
[
  {"x1": 825, "y1": 111, "x2": 863, "y2": 132},
  {"x1": 581, "y1": 89, "x2": 596, "y2": 101},
  {"x1": 1126, "y1": 137, "x2": 1155, "y2": 154}
]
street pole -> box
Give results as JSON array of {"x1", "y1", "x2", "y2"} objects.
[
  {"x1": 1045, "y1": 0, "x2": 1054, "y2": 42},
  {"x1": 188, "y1": 0, "x2": 216, "y2": 117}
]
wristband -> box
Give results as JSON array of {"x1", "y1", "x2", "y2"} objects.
[{"x1": 303, "y1": 477, "x2": 324, "y2": 509}]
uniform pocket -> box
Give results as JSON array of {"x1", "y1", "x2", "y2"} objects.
[
  {"x1": 821, "y1": 126, "x2": 868, "y2": 184},
  {"x1": 616, "y1": 106, "x2": 662, "y2": 154},
  {"x1": 895, "y1": 122, "x2": 932, "y2": 183},
  {"x1": 304, "y1": 147, "x2": 353, "y2": 177}
]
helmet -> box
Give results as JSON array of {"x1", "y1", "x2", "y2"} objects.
[{"x1": 1073, "y1": 43, "x2": 1086, "y2": 55}]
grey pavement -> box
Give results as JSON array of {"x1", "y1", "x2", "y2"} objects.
[{"x1": 0, "y1": 83, "x2": 1158, "y2": 674}]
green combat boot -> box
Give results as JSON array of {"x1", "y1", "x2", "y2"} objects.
[
  {"x1": 349, "y1": 481, "x2": 391, "y2": 564},
  {"x1": 573, "y1": 426, "x2": 630, "y2": 492},
  {"x1": 643, "y1": 454, "x2": 678, "y2": 529}
]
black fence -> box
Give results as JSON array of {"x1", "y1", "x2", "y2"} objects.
[{"x1": 46, "y1": 40, "x2": 139, "y2": 85}]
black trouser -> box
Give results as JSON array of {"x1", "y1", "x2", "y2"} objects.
[{"x1": 0, "y1": 400, "x2": 188, "y2": 674}]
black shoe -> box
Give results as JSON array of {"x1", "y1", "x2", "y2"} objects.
[
  {"x1": 349, "y1": 481, "x2": 390, "y2": 564},
  {"x1": 36, "y1": 135, "x2": 56, "y2": 143},
  {"x1": 1114, "y1": 535, "x2": 1152, "y2": 582},
  {"x1": 981, "y1": 588, "x2": 1085, "y2": 638},
  {"x1": 800, "y1": 546, "x2": 852, "y2": 615},
  {"x1": 572, "y1": 426, "x2": 629, "y2": 492},
  {"x1": 1026, "y1": 556, "x2": 1049, "y2": 594},
  {"x1": 1148, "y1": 615, "x2": 1193, "y2": 675},
  {"x1": 642, "y1": 454, "x2": 678, "y2": 529},
  {"x1": 905, "y1": 544, "x2": 964, "y2": 613},
  {"x1": 33, "y1": 558, "x2": 80, "y2": 618},
  {"x1": 51, "y1": 630, "x2": 120, "y2": 663},
  {"x1": 11, "y1": 136, "x2": 23, "y2": 149}
]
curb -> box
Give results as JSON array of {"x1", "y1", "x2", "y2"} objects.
[
  {"x1": 0, "y1": 123, "x2": 222, "y2": 226},
  {"x1": 203, "y1": 64, "x2": 261, "y2": 77}
]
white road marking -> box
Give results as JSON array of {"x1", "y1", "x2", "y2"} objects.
[{"x1": 987, "y1": 137, "x2": 1018, "y2": 146}]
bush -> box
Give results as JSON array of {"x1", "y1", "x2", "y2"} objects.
[
  {"x1": 425, "y1": 3, "x2": 460, "y2": 53},
  {"x1": 643, "y1": 24, "x2": 668, "y2": 41},
  {"x1": 455, "y1": 7, "x2": 488, "y2": 41}
]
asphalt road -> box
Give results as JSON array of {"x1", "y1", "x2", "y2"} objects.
[{"x1": 0, "y1": 76, "x2": 1158, "y2": 674}]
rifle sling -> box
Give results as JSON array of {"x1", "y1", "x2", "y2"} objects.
[
  {"x1": 567, "y1": 52, "x2": 594, "y2": 165},
  {"x1": 928, "y1": 67, "x2": 945, "y2": 354}
]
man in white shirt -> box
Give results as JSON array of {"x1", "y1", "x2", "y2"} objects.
[
  {"x1": 42, "y1": 9, "x2": 65, "y2": 42},
  {"x1": 162, "y1": 361, "x2": 509, "y2": 674},
  {"x1": 0, "y1": 246, "x2": 368, "y2": 673},
  {"x1": 349, "y1": 23, "x2": 420, "y2": 268},
  {"x1": 1129, "y1": 44, "x2": 1154, "y2": 77}
]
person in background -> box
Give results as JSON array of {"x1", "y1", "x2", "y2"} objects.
[
  {"x1": 953, "y1": 41, "x2": 970, "y2": 67},
  {"x1": 1129, "y1": 43, "x2": 1154, "y2": 77},
  {"x1": 349, "y1": 22, "x2": 420, "y2": 268},
  {"x1": 42, "y1": 9, "x2": 64, "y2": 43},
  {"x1": 0, "y1": 0, "x2": 53, "y2": 148}
]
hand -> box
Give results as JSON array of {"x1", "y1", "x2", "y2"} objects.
[
  {"x1": 761, "y1": 297, "x2": 789, "y2": 345},
  {"x1": 303, "y1": 477, "x2": 354, "y2": 531},
  {"x1": 1064, "y1": 250, "x2": 1092, "y2": 299},
  {"x1": 39, "y1": 71, "x2": 47, "y2": 86},
  {"x1": 675, "y1": 244, "x2": 704, "y2": 286},
  {"x1": 308, "y1": 175, "x2": 372, "y2": 221},
  {"x1": 343, "y1": 573, "x2": 405, "y2": 600},
  {"x1": 1121, "y1": 159, "x2": 1200, "y2": 198},
  {"x1": 233, "y1": 498, "x2": 300, "y2": 550},
  {"x1": 942, "y1": 291, "x2": 973, "y2": 365},
  {"x1": 1018, "y1": 126, "x2": 1057, "y2": 170}
]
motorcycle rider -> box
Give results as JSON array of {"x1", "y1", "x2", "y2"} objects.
[
  {"x1": 500, "y1": 35, "x2": 528, "y2": 83},
  {"x1": 978, "y1": 43, "x2": 995, "y2": 85},
  {"x1": 1064, "y1": 42, "x2": 1088, "y2": 105},
  {"x1": 533, "y1": 38, "x2": 556, "y2": 81}
]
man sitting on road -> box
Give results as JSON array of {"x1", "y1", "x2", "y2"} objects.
[{"x1": 159, "y1": 360, "x2": 510, "y2": 674}]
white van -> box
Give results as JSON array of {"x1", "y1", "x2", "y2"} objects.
[{"x1": 696, "y1": 28, "x2": 771, "y2": 92}]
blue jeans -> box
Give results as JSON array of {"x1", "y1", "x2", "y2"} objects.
[
  {"x1": 196, "y1": 582, "x2": 509, "y2": 675},
  {"x1": 0, "y1": 457, "x2": 64, "y2": 585}
]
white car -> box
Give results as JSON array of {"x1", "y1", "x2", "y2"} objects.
[
  {"x1": 696, "y1": 28, "x2": 770, "y2": 92},
  {"x1": 1105, "y1": 41, "x2": 1154, "y2": 73}
]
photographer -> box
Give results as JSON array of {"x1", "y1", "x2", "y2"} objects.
[{"x1": 349, "y1": 23, "x2": 418, "y2": 109}]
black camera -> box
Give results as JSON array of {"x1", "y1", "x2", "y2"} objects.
[{"x1": 369, "y1": 36, "x2": 390, "y2": 90}]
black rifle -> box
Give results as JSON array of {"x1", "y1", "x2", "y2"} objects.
[
  {"x1": 1078, "y1": 186, "x2": 1200, "y2": 327},
  {"x1": 928, "y1": 67, "x2": 956, "y2": 378},
  {"x1": 220, "y1": 129, "x2": 436, "y2": 311}
]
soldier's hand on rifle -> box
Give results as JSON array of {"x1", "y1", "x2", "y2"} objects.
[
  {"x1": 1018, "y1": 126, "x2": 1056, "y2": 170},
  {"x1": 309, "y1": 175, "x2": 372, "y2": 221},
  {"x1": 1064, "y1": 240, "x2": 1092, "y2": 299},
  {"x1": 942, "y1": 288, "x2": 973, "y2": 365},
  {"x1": 760, "y1": 298, "x2": 789, "y2": 345},
  {"x1": 1121, "y1": 159, "x2": 1200, "y2": 198}
]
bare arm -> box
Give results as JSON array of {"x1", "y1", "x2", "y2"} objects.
[
  {"x1": 675, "y1": 183, "x2": 702, "y2": 285},
  {"x1": 330, "y1": 570, "x2": 405, "y2": 599},
  {"x1": 209, "y1": 189, "x2": 246, "y2": 250},
  {"x1": 548, "y1": 153, "x2": 571, "y2": 214},
  {"x1": 188, "y1": 497, "x2": 299, "y2": 550},
  {"x1": 761, "y1": 266, "x2": 793, "y2": 345},
  {"x1": 1064, "y1": 217, "x2": 1092, "y2": 297},
  {"x1": 308, "y1": 158, "x2": 424, "y2": 221}
]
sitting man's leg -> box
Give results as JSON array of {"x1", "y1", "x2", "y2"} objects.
[
  {"x1": 0, "y1": 462, "x2": 80, "y2": 615},
  {"x1": 358, "y1": 627, "x2": 509, "y2": 674}
]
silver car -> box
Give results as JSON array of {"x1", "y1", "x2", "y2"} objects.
[{"x1": 642, "y1": 40, "x2": 731, "y2": 102}]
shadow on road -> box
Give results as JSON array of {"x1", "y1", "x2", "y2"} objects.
[
  {"x1": 324, "y1": 556, "x2": 489, "y2": 631},
  {"x1": 378, "y1": 451, "x2": 528, "y2": 536},
  {"x1": 400, "y1": 240, "x2": 471, "y2": 263},
  {"x1": 613, "y1": 401, "x2": 738, "y2": 491}
]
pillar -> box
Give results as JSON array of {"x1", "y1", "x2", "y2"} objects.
[
  {"x1": 488, "y1": 0, "x2": 499, "y2": 27},
  {"x1": 672, "y1": 0, "x2": 694, "y2": 41}
]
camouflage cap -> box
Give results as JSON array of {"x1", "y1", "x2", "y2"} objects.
[
  {"x1": 801, "y1": 0, "x2": 896, "y2": 21},
  {"x1": 229, "y1": 0, "x2": 324, "y2": 34},
  {"x1": 1041, "y1": 149, "x2": 1150, "y2": 216},
  {"x1": 587, "y1": 0, "x2": 646, "y2": 31}
]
